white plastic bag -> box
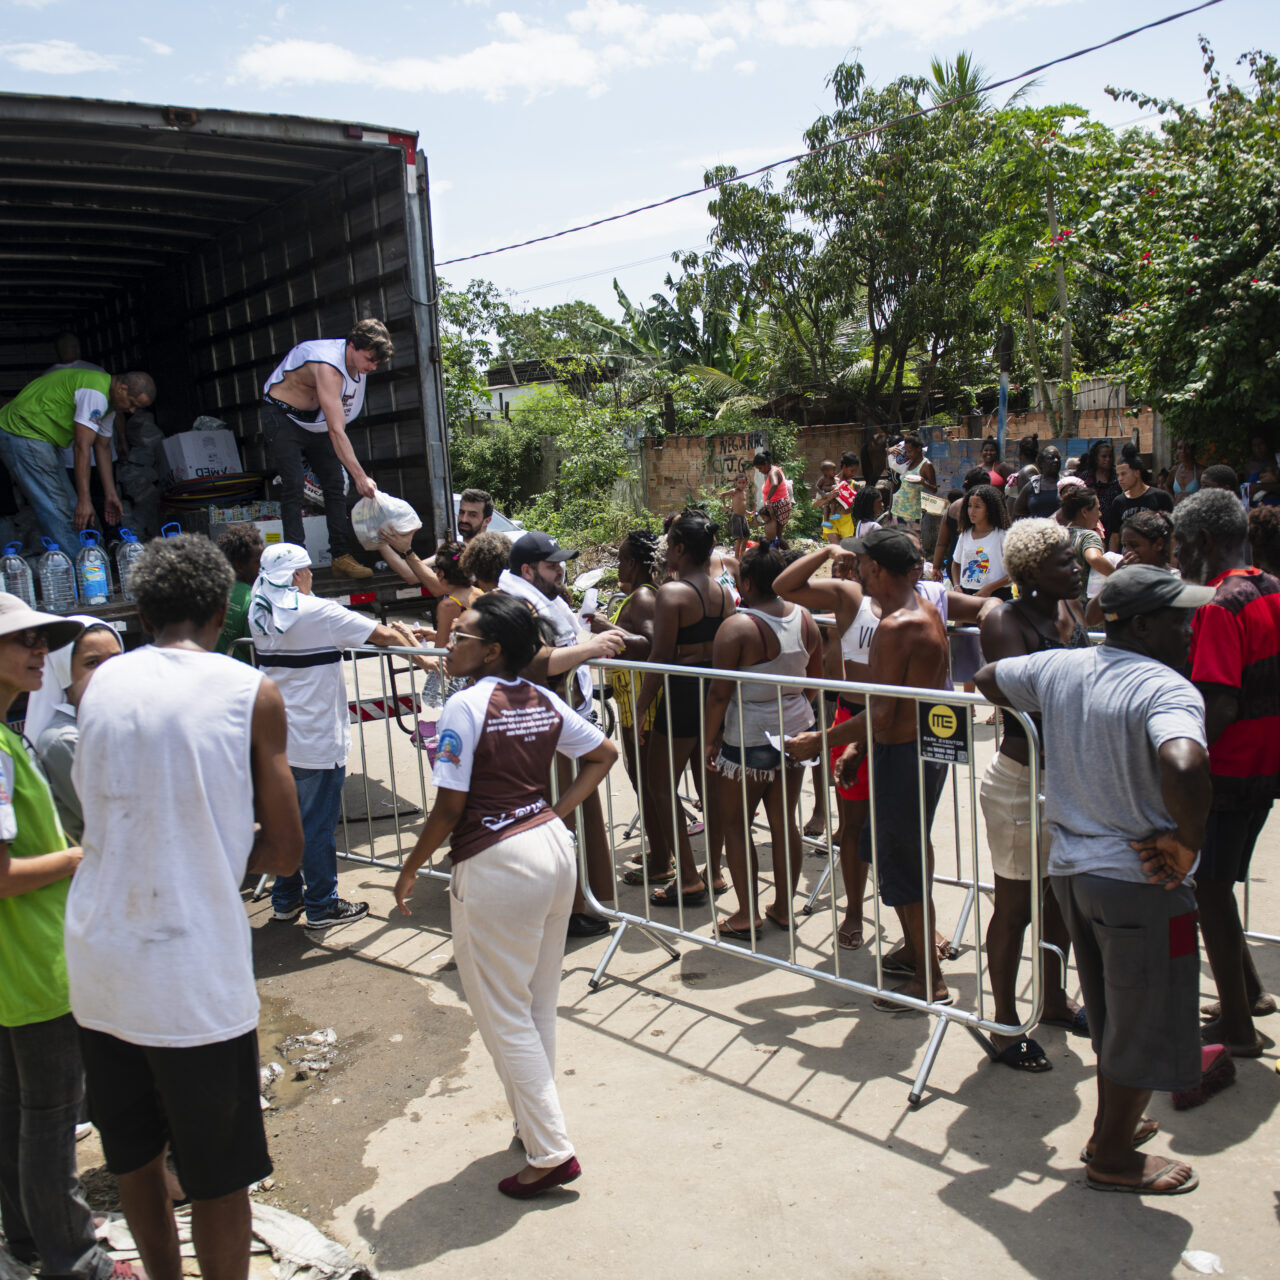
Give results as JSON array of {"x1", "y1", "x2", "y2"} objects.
[{"x1": 351, "y1": 489, "x2": 422, "y2": 551}]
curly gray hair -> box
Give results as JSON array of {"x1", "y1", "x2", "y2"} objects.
[
  {"x1": 1003, "y1": 517, "x2": 1070, "y2": 585},
  {"x1": 128, "y1": 533, "x2": 233, "y2": 630},
  {"x1": 1173, "y1": 487, "x2": 1247, "y2": 548}
]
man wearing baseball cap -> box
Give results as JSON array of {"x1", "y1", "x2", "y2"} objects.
[
  {"x1": 498, "y1": 532, "x2": 624, "y2": 936},
  {"x1": 975, "y1": 564, "x2": 1215, "y2": 1196},
  {"x1": 250, "y1": 543, "x2": 406, "y2": 930}
]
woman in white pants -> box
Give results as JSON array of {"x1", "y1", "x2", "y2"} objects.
[{"x1": 395, "y1": 593, "x2": 617, "y2": 1198}]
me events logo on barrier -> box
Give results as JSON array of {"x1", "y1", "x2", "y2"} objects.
[{"x1": 918, "y1": 702, "x2": 970, "y2": 765}]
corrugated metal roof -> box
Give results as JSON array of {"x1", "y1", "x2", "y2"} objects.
[{"x1": 0, "y1": 92, "x2": 417, "y2": 317}]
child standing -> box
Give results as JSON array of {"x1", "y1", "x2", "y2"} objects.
[
  {"x1": 721, "y1": 474, "x2": 751, "y2": 558},
  {"x1": 814, "y1": 460, "x2": 838, "y2": 541}
]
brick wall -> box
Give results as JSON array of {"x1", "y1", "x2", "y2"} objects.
[
  {"x1": 638, "y1": 413, "x2": 1157, "y2": 514},
  {"x1": 640, "y1": 429, "x2": 766, "y2": 513}
]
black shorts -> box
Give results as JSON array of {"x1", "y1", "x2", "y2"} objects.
[
  {"x1": 1198, "y1": 803, "x2": 1272, "y2": 882},
  {"x1": 1052, "y1": 873, "x2": 1200, "y2": 1092},
  {"x1": 858, "y1": 741, "x2": 947, "y2": 907},
  {"x1": 730, "y1": 513, "x2": 750, "y2": 541},
  {"x1": 651, "y1": 673, "x2": 706, "y2": 740},
  {"x1": 78, "y1": 1026, "x2": 271, "y2": 1201}
]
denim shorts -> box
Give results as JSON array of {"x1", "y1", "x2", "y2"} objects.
[{"x1": 717, "y1": 741, "x2": 798, "y2": 782}]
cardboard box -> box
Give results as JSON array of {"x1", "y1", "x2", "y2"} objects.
[
  {"x1": 210, "y1": 516, "x2": 331, "y2": 567},
  {"x1": 161, "y1": 430, "x2": 242, "y2": 482}
]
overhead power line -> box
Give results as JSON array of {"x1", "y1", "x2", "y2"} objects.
[{"x1": 437, "y1": 0, "x2": 1224, "y2": 268}]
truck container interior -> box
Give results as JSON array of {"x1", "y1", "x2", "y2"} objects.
[{"x1": 0, "y1": 92, "x2": 450, "y2": 546}]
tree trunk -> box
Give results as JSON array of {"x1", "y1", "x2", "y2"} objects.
[
  {"x1": 1024, "y1": 291, "x2": 1060, "y2": 438},
  {"x1": 1044, "y1": 181, "x2": 1075, "y2": 438}
]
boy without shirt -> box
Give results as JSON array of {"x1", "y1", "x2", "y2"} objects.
[{"x1": 720, "y1": 474, "x2": 751, "y2": 559}]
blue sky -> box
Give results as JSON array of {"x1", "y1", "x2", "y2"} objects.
[{"x1": 2, "y1": 0, "x2": 1274, "y2": 320}]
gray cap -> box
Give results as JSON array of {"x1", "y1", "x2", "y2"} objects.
[{"x1": 1098, "y1": 565, "x2": 1215, "y2": 622}]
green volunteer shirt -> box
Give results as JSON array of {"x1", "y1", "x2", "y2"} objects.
[
  {"x1": 216, "y1": 580, "x2": 253, "y2": 662},
  {"x1": 0, "y1": 367, "x2": 112, "y2": 448},
  {"x1": 0, "y1": 723, "x2": 72, "y2": 1027}
]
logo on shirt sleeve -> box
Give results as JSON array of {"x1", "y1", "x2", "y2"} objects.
[{"x1": 436, "y1": 729, "x2": 463, "y2": 767}]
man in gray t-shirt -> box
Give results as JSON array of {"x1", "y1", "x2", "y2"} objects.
[{"x1": 976, "y1": 565, "x2": 1213, "y2": 1198}]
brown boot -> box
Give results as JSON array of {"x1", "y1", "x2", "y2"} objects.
[{"x1": 329, "y1": 553, "x2": 373, "y2": 580}]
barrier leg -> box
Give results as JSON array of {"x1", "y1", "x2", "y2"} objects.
[
  {"x1": 909, "y1": 1013, "x2": 954, "y2": 1107},
  {"x1": 802, "y1": 857, "x2": 835, "y2": 915},
  {"x1": 251, "y1": 873, "x2": 270, "y2": 901},
  {"x1": 587, "y1": 919, "x2": 679, "y2": 992}
]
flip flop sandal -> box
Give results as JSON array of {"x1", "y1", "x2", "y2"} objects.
[
  {"x1": 881, "y1": 953, "x2": 916, "y2": 975},
  {"x1": 1086, "y1": 1160, "x2": 1198, "y2": 1196},
  {"x1": 717, "y1": 921, "x2": 763, "y2": 941},
  {"x1": 837, "y1": 926, "x2": 864, "y2": 951},
  {"x1": 621, "y1": 867, "x2": 675, "y2": 886},
  {"x1": 1080, "y1": 1118, "x2": 1159, "y2": 1163},
  {"x1": 650, "y1": 882, "x2": 709, "y2": 908},
  {"x1": 937, "y1": 940, "x2": 960, "y2": 962},
  {"x1": 1041, "y1": 1007, "x2": 1090, "y2": 1036},
  {"x1": 991, "y1": 1036, "x2": 1052, "y2": 1072},
  {"x1": 697, "y1": 867, "x2": 730, "y2": 897}
]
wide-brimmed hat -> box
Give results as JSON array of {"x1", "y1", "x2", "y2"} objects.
[{"x1": 0, "y1": 593, "x2": 84, "y2": 649}]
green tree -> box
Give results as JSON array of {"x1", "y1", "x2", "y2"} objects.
[
  {"x1": 969, "y1": 104, "x2": 1118, "y2": 435},
  {"x1": 437, "y1": 277, "x2": 513, "y2": 431},
  {"x1": 1093, "y1": 43, "x2": 1280, "y2": 447},
  {"x1": 497, "y1": 300, "x2": 613, "y2": 363}
]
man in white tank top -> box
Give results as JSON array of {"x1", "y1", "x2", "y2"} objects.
[
  {"x1": 67, "y1": 534, "x2": 303, "y2": 1280},
  {"x1": 261, "y1": 318, "x2": 394, "y2": 581}
]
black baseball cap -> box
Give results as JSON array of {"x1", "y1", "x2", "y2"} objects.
[
  {"x1": 509, "y1": 531, "x2": 579, "y2": 574},
  {"x1": 1098, "y1": 565, "x2": 1214, "y2": 621},
  {"x1": 843, "y1": 527, "x2": 923, "y2": 573}
]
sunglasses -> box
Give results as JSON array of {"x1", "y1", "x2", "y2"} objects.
[
  {"x1": 8, "y1": 629, "x2": 50, "y2": 651},
  {"x1": 447, "y1": 631, "x2": 485, "y2": 648}
]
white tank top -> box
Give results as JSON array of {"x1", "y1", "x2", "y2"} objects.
[
  {"x1": 263, "y1": 337, "x2": 367, "y2": 433},
  {"x1": 725, "y1": 605, "x2": 815, "y2": 747},
  {"x1": 840, "y1": 592, "x2": 879, "y2": 665},
  {"x1": 66, "y1": 647, "x2": 265, "y2": 1048}
]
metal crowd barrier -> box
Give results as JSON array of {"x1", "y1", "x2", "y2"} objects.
[
  {"x1": 233, "y1": 637, "x2": 454, "y2": 895},
  {"x1": 574, "y1": 656, "x2": 1048, "y2": 1106}
]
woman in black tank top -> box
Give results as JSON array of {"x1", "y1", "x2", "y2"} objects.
[
  {"x1": 977, "y1": 519, "x2": 1092, "y2": 1072},
  {"x1": 633, "y1": 514, "x2": 734, "y2": 906}
]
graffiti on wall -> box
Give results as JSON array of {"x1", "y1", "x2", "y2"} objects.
[{"x1": 706, "y1": 430, "x2": 769, "y2": 481}]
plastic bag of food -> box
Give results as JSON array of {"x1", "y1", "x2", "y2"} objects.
[{"x1": 351, "y1": 489, "x2": 422, "y2": 551}]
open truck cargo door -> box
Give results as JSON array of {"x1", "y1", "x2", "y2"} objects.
[{"x1": 0, "y1": 92, "x2": 453, "y2": 547}]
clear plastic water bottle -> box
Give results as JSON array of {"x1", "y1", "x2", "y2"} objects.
[
  {"x1": 160, "y1": 522, "x2": 182, "y2": 538},
  {"x1": 1, "y1": 542, "x2": 35, "y2": 608},
  {"x1": 76, "y1": 530, "x2": 112, "y2": 605},
  {"x1": 115, "y1": 528, "x2": 145, "y2": 602},
  {"x1": 37, "y1": 539, "x2": 78, "y2": 612}
]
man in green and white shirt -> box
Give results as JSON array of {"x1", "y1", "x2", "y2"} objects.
[{"x1": 0, "y1": 366, "x2": 154, "y2": 554}]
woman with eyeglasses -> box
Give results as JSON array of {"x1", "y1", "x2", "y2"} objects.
[
  {"x1": 394, "y1": 593, "x2": 617, "y2": 1199},
  {"x1": 0, "y1": 599, "x2": 139, "y2": 1280}
]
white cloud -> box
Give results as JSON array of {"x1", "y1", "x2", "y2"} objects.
[
  {"x1": 139, "y1": 37, "x2": 173, "y2": 56},
  {"x1": 0, "y1": 39, "x2": 120, "y2": 73},
  {"x1": 234, "y1": 0, "x2": 1071, "y2": 98}
]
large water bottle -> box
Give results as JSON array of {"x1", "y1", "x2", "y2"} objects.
[
  {"x1": 76, "y1": 530, "x2": 112, "y2": 605},
  {"x1": 160, "y1": 522, "x2": 182, "y2": 538},
  {"x1": 37, "y1": 539, "x2": 78, "y2": 612},
  {"x1": 115, "y1": 528, "x2": 145, "y2": 602},
  {"x1": 1, "y1": 542, "x2": 36, "y2": 608}
]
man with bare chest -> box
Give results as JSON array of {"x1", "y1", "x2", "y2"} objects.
[
  {"x1": 831, "y1": 528, "x2": 952, "y2": 1006},
  {"x1": 261, "y1": 319, "x2": 394, "y2": 580}
]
